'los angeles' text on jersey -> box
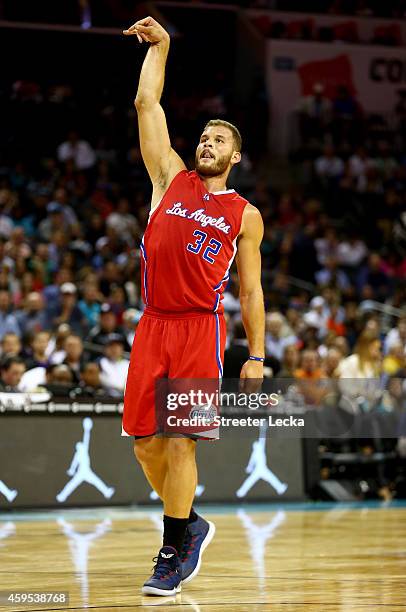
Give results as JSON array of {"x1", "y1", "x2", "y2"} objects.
[{"x1": 165, "y1": 202, "x2": 231, "y2": 234}]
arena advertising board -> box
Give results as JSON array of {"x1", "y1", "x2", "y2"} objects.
[
  {"x1": 0, "y1": 408, "x2": 304, "y2": 508},
  {"x1": 267, "y1": 40, "x2": 406, "y2": 152}
]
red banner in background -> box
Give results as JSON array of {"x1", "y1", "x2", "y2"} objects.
[{"x1": 298, "y1": 54, "x2": 357, "y2": 100}]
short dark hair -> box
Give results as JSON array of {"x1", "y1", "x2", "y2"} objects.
[
  {"x1": 80, "y1": 361, "x2": 100, "y2": 373},
  {"x1": 1, "y1": 356, "x2": 25, "y2": 371},
  {"x1": 204, "y1": 119, "x2": 242, "y2": 152}
]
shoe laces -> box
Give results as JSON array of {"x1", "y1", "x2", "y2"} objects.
[
  {"x1": 151, "y1": 555, "x2": 178, "y2": 580},
  {"x1": 181, "y1": 527, "x2": 200, "y2": 561}
]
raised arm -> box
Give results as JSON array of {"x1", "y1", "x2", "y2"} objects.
[
  {"x1": 124, "y1": 17, "x2": 186, "y2": 208},
  {"x1": 236, "y1": 204, "x2": 265, "y2": 389}
]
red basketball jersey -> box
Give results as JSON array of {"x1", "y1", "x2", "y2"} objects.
[{"x1": 140, "y1": 170, "x2": 248, "y2": 314}]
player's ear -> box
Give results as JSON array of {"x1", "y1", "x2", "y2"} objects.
[{"x1": 231, "y1": 151, "x2": 241, "y2": 166}]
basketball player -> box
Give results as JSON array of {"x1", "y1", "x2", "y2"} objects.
[{"x1": 123, "y1": 16, "x2": 265, "y2": 596}]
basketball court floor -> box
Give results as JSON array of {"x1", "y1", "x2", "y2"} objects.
[{"x1": 1, "y1": 502, "x2": 405, "y2": 611}]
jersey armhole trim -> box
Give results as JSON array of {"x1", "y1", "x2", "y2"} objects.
[{"x1": 236, "y1": 201, "x2": 249, "y2": 238}]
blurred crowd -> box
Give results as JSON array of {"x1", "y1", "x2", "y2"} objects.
[
  {"x1": 251, "y1": 13, "x2": 405, "y2": 46},
  {"x1": 0, "y1": 37, "x2": 405, "y2": 426},
  {"x1": 250, "y1": 0, "x2": 406, "y2": 17},
  {"x1": 4, "y1": 0, "x2": 406, "y2": 35}
]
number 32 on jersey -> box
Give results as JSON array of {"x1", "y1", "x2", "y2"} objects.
[{"x1": 187, "y1": 230, "x2": 222, "y2": 264}]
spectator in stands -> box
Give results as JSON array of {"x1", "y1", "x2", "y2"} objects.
[
  {"x1": 394, "y1": 89, "x2": 406, "y2": 146},
  {"x1": 87, "y1": 303, "x2": 125, "y2": 348},
  {"x1": 222, "y1": 282, "x2": 241, "y2": 316},
  {"x1": 331, "y1": 85, "x2": 360, "y2": 143},
  {"x1": 303, "y1": 296, "x2": 329, "y2": 339},
  {"x1": 0, "y1": 290, "x2": 21, "y2": 337},
  {"x1": 61, "y1": 334, "x2": 85, "y2": 383},
  {"x1": 38, "y1": 203, "x2": 73, "y2": 242},
  {"x1": 0, "y1": 236, "x2": 16, "y2": 271},
  {"x1": 295, "y1": 350, "x2": 324, "y2": 380},
  {"x1": 122, "y1": 308, "x2": 141, "y2": 347},
  {"x1": 78, "y1": 283, "x2": 103, "y2": 329},
  {"x1": 315, "y1": 256, "x2": 350, "y2": 292},
  {"x1": 0, "y1": 356, "x2": 26, "y2": 392},
  {"x1": 336, "y1": 330, "x2": 382, "y2": 378},
  {"x1": 323, "y1": 347, "x2": 343, "y2": 378},
  {"x1": 298, "y1": 83, "x2": 332, "y2": 144},
  {"x1": 336, "y1": 330, "x2": 383, "y2": 412},
  {"x1": 50, "y1": 187, "x2": 80, "y2": 227},
  {"x1": 16, "y1": 291, "x2": 48, "y2": 335},
  {"x1": 326, "y1": 302, "x2": 347, "y2": 338},
  {"x1": 348, "y1": 146, "x2": 375, "y2": 186},
  {"x1": 384, "y1": 316, "x2": 406, "y2": 354},
  {"x1": 223, "y1": 320, "x2": 249, "y2": 380},
  {"x1": 314, "y1": 228, "x2": 340, "y2": 266},
  {"x1": 265, "y1": 312, "x2": 297, "y2": 362},
  {"x1": 57, "y1": 129, "x2": 96, "y2": 171},
  {"x1": 294, "y1": 349, "x2": 329, "y2": 405},
  {"x1": 382, "y1": 341, "x2": 405, "y2": 376},
  {"x1": 48, "y1": 323, "x2": 72, "y2": 364},
  {"x1": 51, "y1": 282, "x2": 85, "y2": 334},
  {"x1": 0, "y1": 189, "x2": 16, "y2": 239},
  {"x1": 99, "y1": 333, "x2": 129, "y2": 393},
  {"x1": 99, "y1": 261, "x2": 122, "y2": 298},
  {"x1": 374, "y1": 140, "x2": 398, "y2": 180},
  {"x1": 357, "y1": 253, "x2": 391, "y2": 301},
  {"x1": 315, "y1": 145, "x2": 344, "y2": 186},
  {"x1": 44, "y1": 363, "x2": 75, "y2": 396},
  {"x1": 25, "y1": 331, "x2": 51, "y2": 369},
  {"x1": 277, "y1": 344, "x2": 300, "y2": 378},
  {"x1": 337, "y1": 233, "x2": 368, "y2": 271},
  {"x1": 71, "y1": 361, "x2": 109, "y2": 398},
  {"x1": 106, "y1": 197, "x2": 140, "y2": 244},
  {"x1": 1, "y1": 333, "x2": 22, "y2": 358},
  {"x1": 41, "y1": 265, "x2": 72, "y2": 308}
]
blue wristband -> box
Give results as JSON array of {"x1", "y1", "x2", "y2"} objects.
[{"x1": 249, "y1": 355, "x2": 265, "y2": 362}]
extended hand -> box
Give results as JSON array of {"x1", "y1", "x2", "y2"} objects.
[
  {"x1": 239, "y1": 360, "x2": 264, "y2": 394},
  {"x1": 123, "y1": 16, "x2": 170, "y2": 45}
]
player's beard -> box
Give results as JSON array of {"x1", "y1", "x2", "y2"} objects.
[{"x1": 195, "y1": 152, "x2": 232, "y2": 177}]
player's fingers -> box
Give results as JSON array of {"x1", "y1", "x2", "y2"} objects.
[
  {"x1": 122, "y1": 27, "x2": 138, "y2": 35},
  {"x1": 123, "y1": 19, "x2": 148, "y2": 33},
  {"x1": 122, "y1": 27, "x2": 144, "y2": 43},
  {"x1": 123, "y1": 23, "x2": 138, "y2": 33},
  {"x1": 133, "y1": 24, "x2": 151, "y2": 35},
  {"x1": 139, "y1": 16, "x2": 158, "y2": 28}
]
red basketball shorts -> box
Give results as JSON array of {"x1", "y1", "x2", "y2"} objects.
[{"x1": 122, "y1": 308, "x2": 226, "y2": 439}]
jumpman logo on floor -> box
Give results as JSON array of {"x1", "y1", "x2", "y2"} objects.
[
  {"x1": 236, "y1": 423, "x2": 288, "y2": 498},
  {"x1": 237, "y1": 509, "x2": 286, "y2": 591},
  {"x1": 0, "y1": 521, "x2": 16, "y2": 545},
  {"x1": 0, "y1": 480, "x2": 18, "y2": 503},
  {"x1": 58, "y1": 518, "x2": 112, "y2": 605},
  {"x1": 56, "y1": 418, "x2": 115, "y2": 503}
]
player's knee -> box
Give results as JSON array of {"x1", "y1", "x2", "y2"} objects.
[
  {"x1": 166, "y1": 438, "x2": 196, "y2": 466},
  {"x1": 134, "y1": 439, "x2": 152, "y2": 465},
  {"x1": 134, "y1": 437, "x2": 160, "y2": 466}
]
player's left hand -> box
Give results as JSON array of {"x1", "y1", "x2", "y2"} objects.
[{"x1": 239, "y1": 360, "x2": 264, "y2": 394}]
